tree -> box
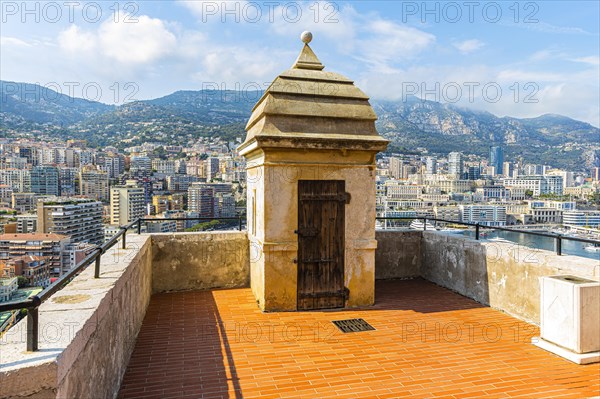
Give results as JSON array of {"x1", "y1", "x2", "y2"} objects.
[{"x1": 17, "y1": 276, "x2": 29, "y2": 288}]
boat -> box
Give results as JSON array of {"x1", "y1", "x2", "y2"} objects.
[
  {"x1": 487, "y1": 237, "x2": 513, "y2": 244},
  {"x1": 409, "y1": 219, "x2": 436, "y2": 230},
  {"x1": 584, "y1": 245, "x2": 600, "y2": 252}
]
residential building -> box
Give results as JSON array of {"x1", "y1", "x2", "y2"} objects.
[
  {"x1": 59, "y1": 167, "x2": 78, "y2": 197},
  {"x1": 151, "y1": 159, "x2": 177, "y2": 175},
  {"x1": 79, "y1": 167, "x2": 109, "y2": 202},
  {"x1": 30, "y1": 166, "x2": 60, "y2": 196},
  {"x1": 166, "y1": 175, "x2": 202, "y2": 192},
  {"x1": 104, "y1": 154, "x2": 125, "y2": 179},
  {"x1": 11, "y1": 193, "x2": 40, "y2": 213},
  {"x1": 433, "y1": 206, "x2": 461, "y2": 222},
  {"x1": 425, "y1": 157, "x2": 437, "y2": 174},
  {"x1": 562, "y1": 211, "x2": 600, "y2": 228},
  {"x1": 110, "y1": 182, "x2": 146, "y2": 225},
  {"x1": 0, "y1": 233, "x2": 69, "y2": 276},
  {"x1": 0, "y1": 169, "x2": 31, "y2": 192},
  {"x1": 0, "y1": 277, "x2": 18, "y2": 302},
  {"x1": 387, "y1": 158, "x2": 404, "y2": 179},
  {"x1": 16, "y1": 214, "x2": 37, "y2": 233},
  {"x1": 37, "y1": 197, "x2": 104, "y2": 245},
  {"x1": 459, "y1": 205, "x2": 507, "y2": 226},
  {"x1": 502, "y1": 175, "x2": 564, "y2": 196},
  {"x1": 0, "y1": 255, "x2": 51, "y2": 287},
  {"x1": 448, "y1": 152, "x2": 464, "y2": 177},
  {"x1": 188, "y1": 183, "x2": 233, "y2": 217}
]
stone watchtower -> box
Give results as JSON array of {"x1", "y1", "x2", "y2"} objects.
[{"x1": 238, "y1": 32, "x2": 388, "y2": 311}]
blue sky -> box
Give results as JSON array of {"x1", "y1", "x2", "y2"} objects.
[{"x1": 1, "y1": 1, "x2": 599, "y2": 126}]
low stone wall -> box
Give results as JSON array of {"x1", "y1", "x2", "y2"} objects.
[
  {"x1": 151, "y1": 232, "x2": 250, "y2": 293},
  {"x1": 374, "y1": 230, "x2": 421, "y2": 280},
  {"x1": 0, "y1": 234, "x2": 152, "y2": 399},
  {"x1": 420, "y1": 231, "x2": 599, "y2": 323}
]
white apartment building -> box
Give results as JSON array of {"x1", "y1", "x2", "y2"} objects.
[
  {"x1": 459, "y1": 205, "x2": 507, "y2": 226},
  {"x1": 502, "y1": 175, "x2": 564, "y2": 196},
  {"x1": 0, "y1": 277, "x2": 18, "y2": 302},
  {"x1": 37, "y1": 198, "x2": 104, "y2": 245},
  {"x1": 562, "y1": 211, "x2": 600, "y2": 228},
  {"x1": 110, "y1": 182, "x2": 146, "y2": 225}
]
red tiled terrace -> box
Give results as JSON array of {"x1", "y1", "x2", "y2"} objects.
[{"x1": 118, "y1": 279, "x2": 600, "y2": 399}]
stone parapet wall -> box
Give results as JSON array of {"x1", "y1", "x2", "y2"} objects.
[{"x1": 151, "y1": 232, "x2": 250, "y2": 293}]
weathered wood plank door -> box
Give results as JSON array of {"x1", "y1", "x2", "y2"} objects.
[{"x1": 297, "y1": 180, "x2": 345, "y2": 310}]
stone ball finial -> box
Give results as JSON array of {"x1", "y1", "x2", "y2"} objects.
[{"x1": 301, "y1": 31, "x2": 313, "y2": 44}]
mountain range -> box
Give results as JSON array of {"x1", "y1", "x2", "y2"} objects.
[{"x1": 1, "y1": 80, "x2": 598, "y2": 170}]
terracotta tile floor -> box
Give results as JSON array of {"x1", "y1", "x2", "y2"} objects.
[{"x1": 118, "y1": 279, "x2": 600, "y2": 399}]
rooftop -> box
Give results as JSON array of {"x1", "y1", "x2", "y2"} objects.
[
  {"x1": 0, "y1": 233, "x2": 69, "y2": 241},
  {"x1": 118, "y1": 279, "x2": 599, "y2": 399}
]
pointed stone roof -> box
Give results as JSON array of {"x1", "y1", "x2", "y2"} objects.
[{"x1": 238, "y1": 33, "x2": 388, "y2": 155}]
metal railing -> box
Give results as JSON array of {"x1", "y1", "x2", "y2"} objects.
[
  {"x1": 136, "y1": 216, "x2": 244, "y2": 233},
  {"x1": 0, "y1": 216, "x2": 244, "y2": 351},
  {"x1": 1, "y1": 214, "x2": 596, "y2": 351},
  {"x1": 0, "y1": 219, "x2": 138, "y2": 351},
  {"x1": 376, "y1": 216, "x2": 600, "y2": 256}
]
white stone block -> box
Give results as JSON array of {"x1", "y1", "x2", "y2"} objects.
[{"x1": 539, "y1": 275, "x2": 600, "y2": 354}]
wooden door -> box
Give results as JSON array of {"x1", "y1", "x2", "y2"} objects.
[{"x1": 297, "y1": 180, "x2": 346, "y2": 310}]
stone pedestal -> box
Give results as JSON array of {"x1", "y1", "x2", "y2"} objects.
[{"x1": 533, "y1": 275, "x2": 600, "y2": 364}]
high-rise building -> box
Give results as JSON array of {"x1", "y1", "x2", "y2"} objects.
[
  {"x1": 425, "y1": 157, "x2": 437, "y2": 174},
  {"x1": 188, "y1": 183, "x2": 233, "y2": 217},
  {"x1": 37, "y1": 197, "x2": 104, "y2": 245},
  {"x1": 592, "y1": 167, "x2": 600, "y2": 181},
  {"x1": 130, "y1": 156, "x2": 152, "y2": 176},
  {"x1": 388, "y1": 157, "x2": 403, "y2": 179},
  {"x1": 104, "y1": 154, "x2": 125, "y2": 179},
  {"x1": 489, "y1": 146, "x2": 503, "y2": 176},
  {"x1": 206, "y1": 157, "x2": 220, "y2": 181},
  {"x1": 30, "y1": 166, "x2": 60, "y2": 196},
  {"x1": 467, "y1": 166, "x2": 481, "y2": 181},
  {"x1": 59, "y1": 167, "x2": 78, "y2": 196},
  {"x1": 11, "y1": 192, "x2": 41, "y2": 213},
  {"x1": 79, "y1": 167, "x2": 109, "y2": 202},
  {"x1": 448, "y1": 152, "x2": 463, "y2": 177},
  {"x1": 16, "y1": 214, "x2": 37, "y2": 233},
  {"x1": 0, "y1": 169, "x2": 31, "y2": 192},
  {"x1": 151, "y1": 159, "x2": 177, "y2": 175},
  {"x1": 503, "y1": 162, "x2": 514, "y2": 178},
  {"x1": 110, "y1": 181, "x2": 146, "y2": 225}
]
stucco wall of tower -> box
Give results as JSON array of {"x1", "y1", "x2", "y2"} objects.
[
  {"x1": 246, "y1": 148, "x2": 379, "y2": 311},
  {"x1": 246, "y1": 154, "x2": 266, "y2": 310}
]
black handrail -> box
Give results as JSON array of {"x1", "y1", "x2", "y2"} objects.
[
  {"x1": 1, "y1": 214, "x2": 595, "y2": 351},
  {"x1": 376, "y1": 216, "x2": 600, "y2": 255},
  {"x1": 0, "y1": 216, "x2": 245, "y2": 351},
  {"x1": 0, "y1": 219, "x2": 138, "y2": 350},
  {"x1": 136, "y1": 216, "x2": 244, "y2": 234}
]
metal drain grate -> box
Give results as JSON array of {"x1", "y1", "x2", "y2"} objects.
[{"x1": 332, "y1": 318, "x2": 376, "y2": 333}]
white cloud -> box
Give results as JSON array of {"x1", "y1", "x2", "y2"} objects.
[
  {"x1": 58, "y1": 26, "x2": 96, "y2": 53},
  {"x1": 357, "y1": 20, "x2": 435, "y2": 69},
  {"x1": 57, "y1": 12, "x2": 176, "y2": 65},
  {"x1": 452, "y1": 39, "x2": 484, "y2": 54},
  {"x1": 0, "y1": 36, "x2": 32, "y2": 47},
  {"x1": 571, "y1": 56, "x2": 600, "y2": 66}
]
